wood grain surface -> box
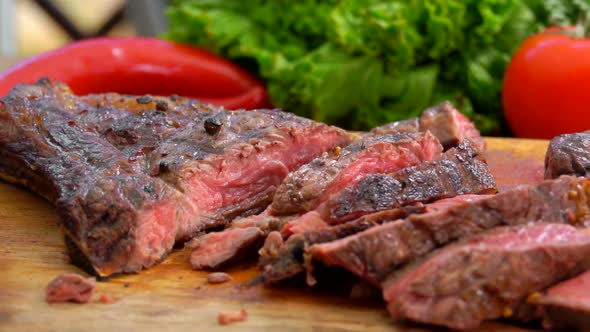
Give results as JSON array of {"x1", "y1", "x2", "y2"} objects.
[{"x1": 0, "y1": 137, "x2": 548, "y2": 332}]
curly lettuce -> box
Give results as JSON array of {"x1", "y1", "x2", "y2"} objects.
[{"x1": 166, "y1": 0, "x2": 585, "y2": 134}]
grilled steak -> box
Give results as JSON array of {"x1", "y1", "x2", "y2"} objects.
[
  {"x1": 0, "y1": 79, "x2": 351, "y2": 276},
  {"x1": 309, "y1": 176, "x2": 590, "y2": 285},
  {"x1": 527, "y1": 270, "x2": 590, "y2": 330},
  {"x1": 270, "y1": 132, "x2": 443, "y2": 215},
  {"x1": 318, "y1": 139, "x2": 496, "y2": 223},
  {"x1": 260, "y1": 196, "x2": 487, "y2": 285},
  {"x1": 192, "y1": 137, "x2": 491, "y2": 271},
  {"x1": 545, "y1": 132, "x2": 590, "y2": 179},
  {"x1": 189, "y1": 132, "x2": 443, "y2": 269},
  {"x1": 383, "y1": 223, "x2": 590, "y2": 330},
  {"x1": 370, "y1": 101, "x2": 485, "y2": 151},
  {"x1": 260, "y1": 205, "x2": 426, "y2": 284}
]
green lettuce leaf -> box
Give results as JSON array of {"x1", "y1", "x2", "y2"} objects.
[{"x1": 166, "y1": 0, "x2": 584, "y2": 134}]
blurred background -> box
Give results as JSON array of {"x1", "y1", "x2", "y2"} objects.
[{"x1": 0, "y1": 0, "x2": 166, "y2": 57}]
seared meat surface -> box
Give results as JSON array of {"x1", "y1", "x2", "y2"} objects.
[
  {"x1": 545, "y1": 132, "x2": 590, "y2": 179},
  {"x1": 0, "y1": 79, "x2": 351, "y2": 276}
]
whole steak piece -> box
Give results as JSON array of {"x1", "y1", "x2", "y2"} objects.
[
  {"x1": 0, "y1": 79, "x2": 351, "y2": 277},
  {"x1": 383, "y1": 223, "x2": 590, "y2": 330},
  {"x1": 545, "y1": 132, "x2": 590, "y2": 179}
]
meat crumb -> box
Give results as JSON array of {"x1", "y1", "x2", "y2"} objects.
[
  {"x1": 218, "y1": 308, "x2": 248, "y2": 325},
  {"x1": 184, "y1": 237, "x2": 202, "y2": 249},
  {"x1": 98, "y1": 294, "x2": 117, "y2": 304},
  {"x1": 46, "y1": 273, "x2": 96, "y2": 303},
  {"x1": 207, "y1": 272, "x2": 233, "y2": 284},
  {"x1": 123, "y1": 283, "x2": 131, "y2": 288},
  {"x1": 258, "y1": 231, "x2": 283, "y2": 260}
]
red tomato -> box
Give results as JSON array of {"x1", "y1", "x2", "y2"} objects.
[
  {"x1": 502, "y1": 26, "x2": 590, "y2": 139},
  {"x1": 0, "y1": 37, "x2": 270, "y2": 110}
]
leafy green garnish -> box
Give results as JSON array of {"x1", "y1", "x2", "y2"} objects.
[{"x1": 166, "y1": 0, "x2": 585, "y2": 134}]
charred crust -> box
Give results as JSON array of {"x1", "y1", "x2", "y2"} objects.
[
  {"x1": 64, "y1": 236, "x2": 110, "y2": 280},
  {"x1": 204, "y1": 116, "x2": 224, "y2": 135},
  {"x1": 158, "y1": 161, "x2": 170, "y2": 173},
  {"x1": 143, "y1": 183, "x2": 155, "y2": 194},
  {"x1": 155, "y1": 101, "x2": 168, "y2": 112},
  {"x1": 136, "y1": 96, "x2": 152, "y2": 104}
]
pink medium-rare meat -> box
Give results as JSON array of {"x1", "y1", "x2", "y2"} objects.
[
  {"x1": 317, "y1": 139, "x2": 496, "y2": 224},
  {"x1": 261, "y1": 138, "x2": 496, "y2": 271},
  {"x1": 370, "y1": 101, "x2": 485, "y2": 151},
  {"x1": 261, "y1": 195, "x2": 487, "y2": 285},
  {"x1": 190, "y1": 106, "x2": 483, "y2": 273},
  {"x1": 523, "y1": 270, "x2": 590, "y2": 330},
  {"x1": 280, "y1": 211, "x2": 329, "y2": 238},
  {"x1": 46, "y1": 273, "x2": 96, "y2": 303},
  {"x1": 207, "y1": 272, "x2": 233, "y2": 284},
  {"x1": 190, "y1": 227, "x2": 264, "y2": 270},
  {"x1": 218, "y1": 309, "x2": 248, "y2": 325},
  {"x1": 189, "y1": 132, "x2": 443, "y2": 270},
  {"x1": 309, "y1": 176, "x2": 590, "y2": 286},
  {"x1": 188, "y1": 212, "x2": 298, "y2": 270},
  {"x1": 195, "y1": 137, "x2": 494, "y2": 273},
  {"x1": 260, "y1": 205, "x2": 426, "y2": 284},
  {"x1": 383, "y1": 224, "x2": 590, "y2": 330},
  {"x1": 0, "y1": 79, "x2": 351, "y2": 277},
  {"x1": 269, "y1": 132, "x2": 443, "y2": 216}
]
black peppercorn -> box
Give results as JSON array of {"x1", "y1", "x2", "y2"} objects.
[
  {"x1": 204, "y1": 115, "x2": 224, "y2": 135},
  {"x1": 136, "y1": 96, "x2": 152, "y2": 104}
]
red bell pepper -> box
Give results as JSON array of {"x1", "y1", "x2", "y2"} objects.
[{"x1": 0, "y1": 37, "x2": 270, "y2": 110}]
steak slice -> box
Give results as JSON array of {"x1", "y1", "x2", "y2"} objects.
[
  {"x1": 0, "y1": 79, "x2": 351, "y2": 277},
  {"x1": 309, "y1": 176, "x2": 590, "y2": 285},
  {"x1": 187, "y1": 132, "x2": 442, "y2": 269},
  {"x1": 192, "y1": 137, "x2": 490, "y2": 271},
  {"x1": 260, "y1": 206, "x2": 425, "y2": 285},
  {"x1": 261, "y1": 195, "x2": 486, "y2": 284},
  {"x1": 370, "y1": 101, "x2": 484, "y2": 151},
  {"x1": 269, "y1": 132, "x2": 443, "y2": 215},
  {"x1": 190, "y1": 227, "x2": 264, "y2": 270},
  {"x1": 527, "y1": 270, "x2": 590, "y2": 330},
  {"x1": 318, "y1": 139, "x2": 496, "y2": 223},
  {"x1": 545, "y1": 132, "x2": 590, "y2": 179},
  {"x1": 383, "y1": 224, "x2": 590, "y2": 330}
]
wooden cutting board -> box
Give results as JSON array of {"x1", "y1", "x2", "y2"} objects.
[{"x1": 0, "y1": 137, "x2": 548, "y2": 332}]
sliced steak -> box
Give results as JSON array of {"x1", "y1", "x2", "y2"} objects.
[
  {"x1": 261, "y1": 196, "x2": 484, "y2": 284},
  {"x1": 545, "y1": 132, "x2": 590, "y2": 179},
  {"x1": 0, "y1": 79, "x2": 351, "y2": 277},
  {"x1": 270, "y1": 132, "x2": 443, "y2": 215},
  {"x1": 199, "y1": 138, "x2": 493, "y2": 272},
  {"x1": 527, "y1": 270, "x2": 590, "y2": 330},
  {"x1": 261, "y1": 206, "x2": 424, "y2": 284},
  {"x1": 370, "y1": 101, "x2": 484, "y2": 151},
  {"x1": 188, "y1": 211, "x2": 296, "y2": 270},
  {"x1": 383, "y1": 224, "x2": 590, "y2": 330},
  {"x1": 190, "y1": 227, "x2": 264, "y2": 270},
  {"x1": 309, "y1": 176, "x2": 590, "y2": 285},
  {"x1": 319, "y1": 139, "x2": 496, "y2": 223},
  {"x1": 189, "y1": 132, "x2": 442, "y2": 269}
]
